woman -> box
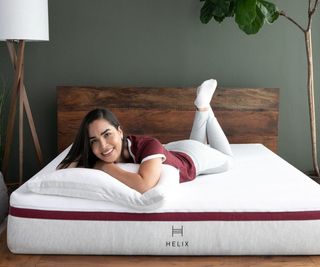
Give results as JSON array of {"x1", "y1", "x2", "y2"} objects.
[{"x1": 58, "y1": 79, "x2": 233, "y2": 193}]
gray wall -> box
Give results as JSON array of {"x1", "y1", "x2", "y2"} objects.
[{"x1": 0, "y1": 0, "x2": 319, "y2": 181}]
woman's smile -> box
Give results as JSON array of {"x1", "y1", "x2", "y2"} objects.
[{"x1": 101, "y1": 147, "x2": 114, "y2": 157}]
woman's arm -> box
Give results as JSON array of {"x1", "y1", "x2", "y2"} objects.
[{"x1": 95, "y1": 158, "x2": 162, "y2": 194}]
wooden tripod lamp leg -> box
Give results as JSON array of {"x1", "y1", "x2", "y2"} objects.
[
  {"x1": 19, "y1": 66, "x2": 24, "y2": 183},
  {"x1": 2, "y1": 40, "x2": 44, "y2": 184},
  {"x1": 9, "y1": 40, "x2": 44, "y2": 167},
  {"x1": 21, "y1": 86, "x2": 44, "y2": 166},
  {"x1": 1, "y1": 41, "x2": 25, "y2": 177}
]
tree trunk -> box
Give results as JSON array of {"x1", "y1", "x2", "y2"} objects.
[{"x1": 305, "y1": 28, "x2": 320, "y2": 177}]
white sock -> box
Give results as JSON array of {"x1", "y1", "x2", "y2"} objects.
[{"x1": 194, "y1": 79, "x2": 217, "y2": 109}]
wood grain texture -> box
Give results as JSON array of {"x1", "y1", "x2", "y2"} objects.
[{"x1": 57, "y1": 86, "x2": 279, "y2": 153}]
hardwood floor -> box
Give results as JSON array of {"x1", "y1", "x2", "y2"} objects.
[{"x1": 1, "y1": 229, "x2": 320, "y2": 267}]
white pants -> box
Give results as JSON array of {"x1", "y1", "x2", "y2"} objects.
[{"x1": 164, "y1": 109, "x2": 233, "y2": 175}]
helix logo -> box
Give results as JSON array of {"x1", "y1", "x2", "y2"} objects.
[{"x1": 165, "y1": 225, "x2": 189, "y2": 248}]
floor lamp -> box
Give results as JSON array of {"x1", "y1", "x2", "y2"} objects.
[{"x1": 0, "y1": 0, "x2": 49, "y2": 184}]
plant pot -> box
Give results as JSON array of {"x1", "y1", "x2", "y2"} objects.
[{"x1": 0, "y1": 171, "x2": 8, "y2": 224}]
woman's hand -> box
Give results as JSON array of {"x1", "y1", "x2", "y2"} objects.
[{"x1": 95, "y1": 158, "x2": 162, "y2": 194}]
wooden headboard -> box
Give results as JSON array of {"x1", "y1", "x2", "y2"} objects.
[{"x1": 57, "y1": 86, "x2": 279, "y2": 153}]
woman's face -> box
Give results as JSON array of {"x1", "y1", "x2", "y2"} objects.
[{"x1": 88, "y1": 118, "x2": 123, "y2": 163}]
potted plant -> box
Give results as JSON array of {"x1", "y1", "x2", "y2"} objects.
[{"x1": 199, "y1": 0, "x2": 319, "y2": 177}]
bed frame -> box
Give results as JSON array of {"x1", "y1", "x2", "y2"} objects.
[{"x1": 57, "y1": 86, "x2": 279, "y2": 152}]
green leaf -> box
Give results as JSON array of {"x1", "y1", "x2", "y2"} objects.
[
  {"x1": 238, "y1": 5, "x2": 265, "y2": 34},
  {"x1": 235, "y1": 0, "x2": 257, "y2": 26},
  {"x1": 210, "y1": 0, "x2": 230, "y2": 17},
  {"x1": 200, "y1": 0, "x2": 215, "y2": 24},
  {"x1": 226, "y1": 0, "x2": 236, "y2": 17},
  {"x1": 199, "y1": 0, "x2": 278, "y2": 34},
  {"x1": 201, "y1": 0, "x2": 234, "y2": 24},
  {"x1": 257, "y1": 0, "x2": 279, "y2": 24},
  {"x1": 213, "y1": 15, "x2": 225, "y2": 23},
  {"x1": 209, "y1": 0, "x2": 231, "y2": 23}
]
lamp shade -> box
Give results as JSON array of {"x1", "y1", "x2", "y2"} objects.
[{"x1": 0, "y1": 0, "x2": 49, "y2": 41}]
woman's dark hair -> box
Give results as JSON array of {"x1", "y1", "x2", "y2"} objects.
[{"x1": 57, "y1": 108, "x2": 121, "y2": 169}]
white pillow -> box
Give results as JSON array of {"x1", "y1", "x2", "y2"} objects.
[{"x1": 27, "y1": 164, "x2": 179, "y2": 210}]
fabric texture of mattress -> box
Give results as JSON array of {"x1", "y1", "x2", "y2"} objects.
[{"x1": 7, "y1": 144, "x2": 320, "y2": 255}]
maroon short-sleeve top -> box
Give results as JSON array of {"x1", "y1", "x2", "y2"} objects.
[{"x1": 127, "y1": 135, "x2": 196, "y2": 183}]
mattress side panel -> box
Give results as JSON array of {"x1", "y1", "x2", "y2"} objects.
[{"x1": 7, "y1": 215, "x2": 320, "y2": 255}]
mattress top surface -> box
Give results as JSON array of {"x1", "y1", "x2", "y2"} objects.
[{"x1": 10, "y1": 144, "x2": 320, "y2": 213}]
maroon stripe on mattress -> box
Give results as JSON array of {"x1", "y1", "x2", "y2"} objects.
[{"x1": 9, "y1": 206, "x2": 320, "y2": 221}]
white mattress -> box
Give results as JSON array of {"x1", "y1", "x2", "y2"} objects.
[{"x1": 7, "y1": 144, "x2": 320, "y2": 255}]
